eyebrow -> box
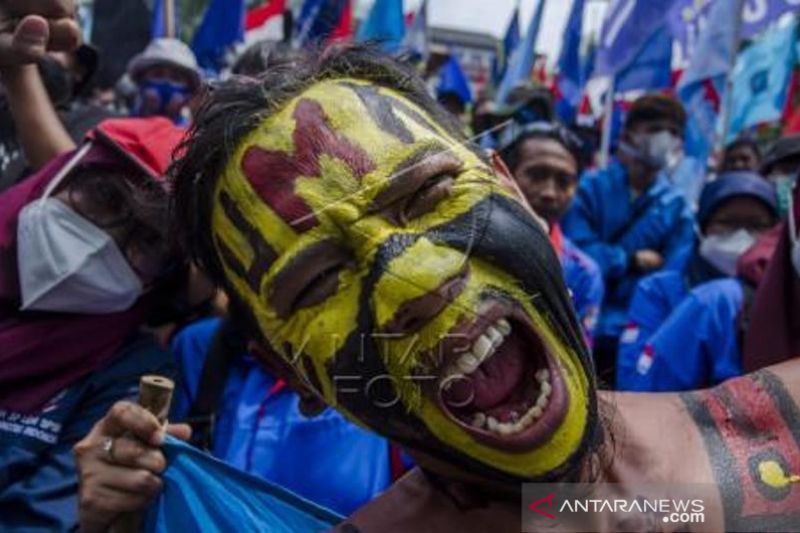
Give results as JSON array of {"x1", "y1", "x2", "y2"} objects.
[{"x1": 370, "y1": 141, "x2": 463, "y2": 210}]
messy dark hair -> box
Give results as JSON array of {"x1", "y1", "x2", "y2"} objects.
[
  {"x1": 170, "y1": 44, "x2": 475, "y2": 290},
  {"x1": 624, "y1": 93, "x2": 687, "y2": 135}
]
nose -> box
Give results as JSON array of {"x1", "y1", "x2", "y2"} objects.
[
  {"x1": 538, "y1": 178, "x2": 558, "y2": 201},
  {"x1": 368, "y1": 235, "x2": 470, "y2": 336},
  {"x1": 381, "y1": 272, "x2": 468, "y2": 335}
]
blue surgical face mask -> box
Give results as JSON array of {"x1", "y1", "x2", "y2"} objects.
[{"x1": 135, "y1": 79, "x2": 192, "y2": 121}]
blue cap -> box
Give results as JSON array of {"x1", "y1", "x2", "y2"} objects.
[{"x1": 698, "y1": 171, "x2": 778, "y2": 229}]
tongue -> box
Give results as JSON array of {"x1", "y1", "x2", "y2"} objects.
[{"x1": 441, "y1": 329, "x2": 529, "y2": 411}]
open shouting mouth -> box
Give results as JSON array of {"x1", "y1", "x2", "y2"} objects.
[{"x1": 428, "y1": 298, "x2": 568, "y2": 452}]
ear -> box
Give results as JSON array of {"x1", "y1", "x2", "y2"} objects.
[
  {"x1": 248, "y1": 341, "x2": 328, "y2": 418},
  {"x1": 487, "y1": 149, "x2": 549, "y2": 234}
]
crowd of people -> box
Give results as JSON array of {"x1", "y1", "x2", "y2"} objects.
[{"x1": 1, "y1": 1, "x2": 799, "y2": 531}]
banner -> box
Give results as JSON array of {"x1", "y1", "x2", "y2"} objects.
[
  {"x1": 669, "y1": 0, "x2": 800, "y2": 57},
  {"x1": 728, "y1": 21, "x2": 798, "y2": 141}
]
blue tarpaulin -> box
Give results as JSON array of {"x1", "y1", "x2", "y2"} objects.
[{"x1": 145, "y1": 436, "x2": 342, "y2": 532}]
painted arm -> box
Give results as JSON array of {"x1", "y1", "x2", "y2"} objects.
[
  {"x1": 0, "y1": 64, "x2": 75, "y2": 169},
  {"x1": 681, "y1": 361, "x2": 800, "y2": 531}
]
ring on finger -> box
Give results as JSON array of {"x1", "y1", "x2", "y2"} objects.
[{"x1": 102, "y1": 436, "x2": 116, "y2": 462}]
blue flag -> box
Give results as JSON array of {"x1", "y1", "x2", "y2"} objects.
[
  {"x1": 556, "y1": 0, "x2": 586, "y2": 123},
  {"x1": 670, "y1": 0, "x2": 799, "y2": 58},
  {"x1": 437, "y1": 54, "x2": 473, "y2": 105},
  {"x1": 294, "y1": 0, "x2": 349, "y2": 47},
  {"x1": 728, "y1": 20, "x2": 798, "y2": 141},
  {"x1": 493, "y1": 7, "x2": 521, "y2": 84},
  {"x1": 402, "y1": 0, "x2": 429, "y2": 63},
  {"x1": 595, "y1": 0, "x2": 677, "y2": 77},
  {"x1": 614, "y1": 24, "x2": 673, "y2": 93},
  {"x1": 678, "y1": 0, "x2": 741, "y2": 160},
  {"x1": 145, "y1": 436, "x2": 342, "y2": 532},
  {"x1": 495, "y1": 0, "x2": 547, "y2": 105},
  {"x1": 356, "y1": 0, "x2": 405, "y2": 52},
  {"x1": 191, "y1": 0, "x2": 245, "y2": 71}
]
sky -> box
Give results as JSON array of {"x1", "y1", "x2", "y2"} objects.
[{"x1": 357, "y1": 0, "x2": 609, "y2": 63}]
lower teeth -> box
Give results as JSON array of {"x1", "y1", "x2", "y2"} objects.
[{"x1": 467, "y1": 374, "x2": 552, "y2": 435}]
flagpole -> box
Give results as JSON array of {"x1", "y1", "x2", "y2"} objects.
[
  {"x1": 599, "y1": 76, "x2": 614, "y2": 169},
  {"x1": 164, "y1": 0, "x2": 175, "y2": 38},
  {"x1": 715, "y1": 0, "x2": 745, "y2": 155}
]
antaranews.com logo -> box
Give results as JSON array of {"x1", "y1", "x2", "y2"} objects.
[{"x1": 521, "y1": 483, "x2": 722, "y2": 532}]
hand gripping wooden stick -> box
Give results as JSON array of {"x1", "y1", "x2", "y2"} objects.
[{"x1": 112, "y1": 375, "x2": 175, "y2": 533}]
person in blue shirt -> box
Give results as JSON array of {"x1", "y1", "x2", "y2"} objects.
[
  {"x1": 618, "y1": 171, "x2": 779, "y2": 390},
  {"x1": 498, "y1": 121, "x2": 604, "y2": 345},
  {"x1": 562, "y1": 94, "x2": 695, "y2": 386},
  {"x1": 168, "y1": 316, "x2": 403, "y2": 517}
]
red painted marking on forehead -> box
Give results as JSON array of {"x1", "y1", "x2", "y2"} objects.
[{"x1": 241, "y1": 98, "x2": 376, "y2": 232}]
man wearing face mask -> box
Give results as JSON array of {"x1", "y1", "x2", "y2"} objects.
[
  {"x1": 126, "y1": 38, "x2": 202, "y2": 125},
  {"x1": 562, "y1": 94, "x2": 695, "y2": 385},
  {"x1": 0, "y1": 44, "x2": 119, "y2": 191},
  {"x1": 618, "y1": 172, "x2": 778, "y2": 391}
]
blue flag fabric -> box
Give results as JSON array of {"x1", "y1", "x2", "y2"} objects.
[
  {"x1": 493, "y1": 7, "x2": 521, "y2": 85},
  {"x1": 614, "y1": 24, "x2": 674, "y2": 93},
  {"x1": 401, "y1": 0, "x2": 429, "y2": 63},
  {"x1": 145, "y1": 436, "x2": 342, "y2": 532},
  {"x1": 495, "y1": 0, "x2": 547, "y2": 105},
  {"x1": 670, "y1": 0, "x2": 799, "y2": 58},
  {"x1": 437, "y1": 55, "x2": 473, "y2": 105},
  {"x1": 728, "y1": 21, "x2": 798, "y2": 141},
  {"x1": 556, "y1": 0, "x2": 586, "y2": 123},
  {"x1": 678, "y1": 0, "x2": 741, "y2": 160},
  {"x1": 294, "y1": 0, "x2": 348, "y2": 47},
  {"x1": 356, "y1": 0, "x2": 405, "y2": 52},
  {"x1": 595, "y1": 0, "x2": 677, "y2": 77},
  {"x1": 190, "y1": 0, "x2": 245, "y2": 71}
]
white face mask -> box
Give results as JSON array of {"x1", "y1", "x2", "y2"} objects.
[
  {"x1": 634, "y1": 130, "x2": 683, "y2": 170},
  {"x1": 16, "y1": 145, "x2": 144, "y2": 314},
  {"x1": 698, "y1": 229, "x2": 757, "y2": 277}
]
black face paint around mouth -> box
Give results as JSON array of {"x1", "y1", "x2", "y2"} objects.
[{"x1": 326, "y1": 193, "x2": 600, "y2": 485}]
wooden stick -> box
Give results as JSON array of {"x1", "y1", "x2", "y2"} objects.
[{"x1": 112, "y1": 375, "x2": 175, "y2": 533}]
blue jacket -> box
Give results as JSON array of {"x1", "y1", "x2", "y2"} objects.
[
  {"x1": 0, "y1": 334, "x2": 174, "y2": 532},
  {"x1": 618, "y1": 252, "x2": 727, "y2": 375},
  {"x1": 562, "y1": 161, "x2": 695, "y2": 337},
  {"x1": 560, "y1": 234, "x2": 604, "y2": 345},
  {"x1": 617, "y1": 278, "x2": 744, "y2": 391},
  {"x1": 170, "y1": 318, "x2": 396, "y2": 517}
]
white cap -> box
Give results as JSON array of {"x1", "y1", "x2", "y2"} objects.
[{"x1": 128, "y1": 38, "x2": 202, "y2": 92}]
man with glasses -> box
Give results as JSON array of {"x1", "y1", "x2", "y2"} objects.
[
  {"x1": 499, "y1": 121, "x2": 603, "y2": 345},
  {"x1": 562, "y1": 94, "x2": 695, "y2": 386}
]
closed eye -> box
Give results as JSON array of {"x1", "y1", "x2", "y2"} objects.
[
  {"x1": 400, "y1": 172, "x2": 455, "y2": 224},
  {"x1": 292, "y1": 262, "x2": 344, "y2": 313},
  {"x1": 269, "y1": 240, "x2": 352, "y2": 318}
]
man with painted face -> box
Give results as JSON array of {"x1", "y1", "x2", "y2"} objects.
[
  {"x1": 498, "y1": 121, "x2": 603, "y2": 345},
  {"x1": 562, "y1": 94, "x2": 694, "y2": 385},
  {"x1": 618, "y1": 171, "x2": 778, "y2": 391},
  {"x1": 75, "y1": 47, "x2": 800, "y2": 532},
  {"x1": 127, "y1": 38, "x2": 202, "y2": 125}
]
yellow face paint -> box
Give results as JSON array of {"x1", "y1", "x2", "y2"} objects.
[{"x1": 211, "y1": 78, "x2": 595, "y2": 480}]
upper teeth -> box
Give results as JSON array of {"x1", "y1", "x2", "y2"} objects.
[
  {"x1": 443, "y1": 318, "x2": 511, "y2": 381},
  {"x1": 470, "y1": 368, "x2": 552, "y2": 435}
]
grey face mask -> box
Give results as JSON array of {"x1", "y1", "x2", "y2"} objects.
[
  {"x1": 16, "y1": 145, "x2": 143, "y2": 314},
  {"x1": 634, "y1": 130, "x2": 683, "y2": 170}
]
